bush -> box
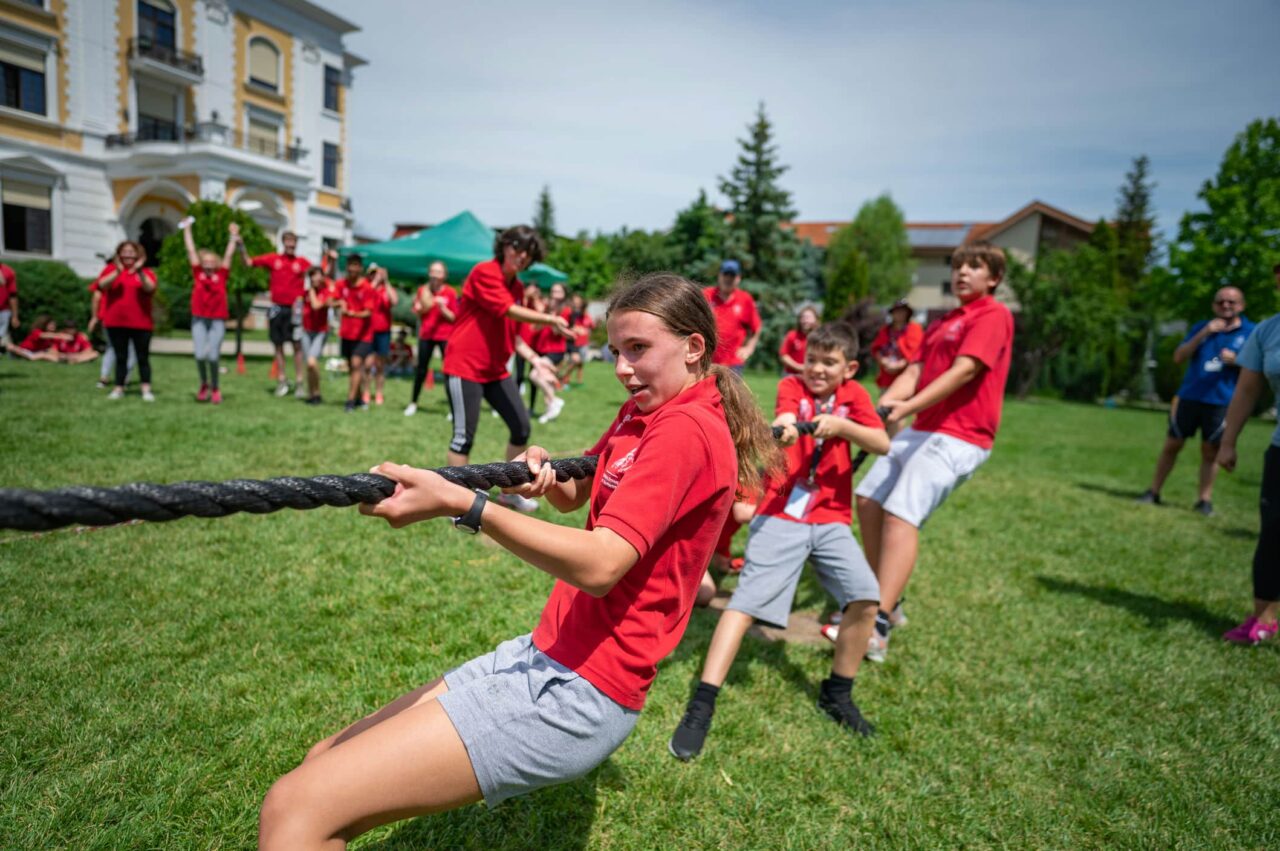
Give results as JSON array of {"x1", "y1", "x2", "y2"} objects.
[{"x1": 5, "y1": 259, "x2": 91, "y2": 330}]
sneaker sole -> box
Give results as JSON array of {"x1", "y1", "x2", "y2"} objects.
[{"x1": 667, "y1": 738, "x2": 699, "y2": 761}]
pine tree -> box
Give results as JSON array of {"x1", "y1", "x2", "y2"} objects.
[
  {"x1": 1114, "y1": 155, "x2": 1158, "y2": 299},
  {"x1": 533, "y1": 184, "x2": 556, "y2": 245},
  {"x1": 667, "y1": 189, "x2": 729, "y2": 284}
]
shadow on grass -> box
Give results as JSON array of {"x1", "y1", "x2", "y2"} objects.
[
  {"x1": 1074, "y1": 481, "x2": 1144, "y2": 501},
  {"x1": 1035, "y1": 575, "x2": 1232, "y2": 638},
  {"x1": 363, "y1": 761, "x2": 620, "y2": 850},
  {"x1": 1217, "y1": 525, "x2": 1259, "y2": 541}
]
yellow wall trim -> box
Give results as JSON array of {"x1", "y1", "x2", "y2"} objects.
[
  {"x1": 315, "y1": 190, "x2": 342, "y2": 210},
  {"x1": 233, "y1": 13, "x2": 293, "y2": 149}
]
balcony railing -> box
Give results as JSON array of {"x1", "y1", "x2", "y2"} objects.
[
  {"x1": 129, "y1": 36, "x2": 203, "y2": 78},
  {"x1": 105, "y1": 122, "x2": 306, "y2": 164}
]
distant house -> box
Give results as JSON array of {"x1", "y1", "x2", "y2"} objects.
[{"x1": 787, "y1": 200, "x2": 1095, "y2": 313}]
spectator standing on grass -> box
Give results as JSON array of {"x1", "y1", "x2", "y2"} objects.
[
  {"x1": 871, "y1": 299, "x2": 925, "y2": 397},
  {"x1": 1216, "y1": 262, "x2": 1280, "y2": 646},
  {"x1": 778, "y1": 305, "x2": 818, "y2": 375},
  {"x1": 405, "y1": 261, "x2": 457, "y2": 416},
  {"x1": 95, "y1": 241, "x2": 157, "y2": 402},
  {"x1": 563, "y1": 292, "x2": 594, "y2": 386},
  {"x1": 243, "y1": 231, "x2": 311, "y2": 399},
  {"x1": 0, "y1": 262, "x2": 17, "y2": 352},
  {"x1": 300, "y1": 262, "x2": 338, "y2": 406},
  {"x1": 368, "y1": 266, "x2": 398, "y2": 406},
  {"x1": 1138, "y1": 287, "x2": 1254, "y2": 516},
  {"x1": 338, "y1": 254, "x2": 375, "y2": 413},
  {"x1": 703, "y1": 259, "x2": 760, "y2": 374},
  {"x1": 181, "y1": 217, "x2": 238, "y2": 404},
  {"x1": 89, "y1": 282, "x2": 135, "y2": 388}
]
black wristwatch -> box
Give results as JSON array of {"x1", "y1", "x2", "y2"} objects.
[{"x1": 453, "y1": 489, "x2": 489, "y2": 534}]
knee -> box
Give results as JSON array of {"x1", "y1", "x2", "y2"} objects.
[
  {"x1": 259, "y1": 772, "x2": 323, "y2": 850},
  {"x1": 510, "y1": 424, "x2": 531, "y2": 446}
]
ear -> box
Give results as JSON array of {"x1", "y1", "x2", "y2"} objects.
[
  {"x1": 844, "y1": 358, "x2": 859, "y2": 380},
  {"x1": 685, "y1": 332, "x2": 706, "y2": 365}
]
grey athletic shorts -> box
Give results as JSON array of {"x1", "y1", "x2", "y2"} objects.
[
  {"x1": 855, "y1": 427, "x2": 990, "y2": 529},
  {"x1": 437, "y1": 633, "x2": 639, "y2": 808},
  {"x1": 300, "y1": 329, "x2": 327, "y2": 361},
  {"x1": 727, "y1": 515, "x2": 880, "y2": 629}
]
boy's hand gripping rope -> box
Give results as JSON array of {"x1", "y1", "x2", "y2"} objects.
[{"x1": 0, "y1": 424, "x2": 820, "y2": 533}]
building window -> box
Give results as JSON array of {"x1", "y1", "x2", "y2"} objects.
[
  {"x1": 323, "y1": 142, "x2": 340, "y2": 189},
  {"x1": 138, "y1": 0, "x2": 176, "y2": 51},
  {"x1": 0, "y1": 42, "x2": 47, "y2": 116},
  {"x1": 247, "y1": 114, "x2": 280, "y2": 156},
  {"x1": 323, "y1": 65, "x2": 340, "y2": 111},
  {"x1": 1, "y1": 179, "x2": 52, "y2": 254},
  {"x1": 137, "y1": 85, "x2": 178, "y2": 140},
  {"x1": 248, "y1": 37, "x2": 280, "y2": 92},
  {"x1": 941, "y1": 278, "x2": 951, "y2": 296}
]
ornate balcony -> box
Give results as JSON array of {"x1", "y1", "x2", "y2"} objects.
[
  {"x1": 128, "y1": 36, "x2": 204, "y2": 85},
  {"x1": 105, "y1": 122, "x2": 307, "y2": 165}
]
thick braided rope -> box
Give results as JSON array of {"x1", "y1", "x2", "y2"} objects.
[{"x1": 0, "y1": 457, "x2": 599, "y2": 533}]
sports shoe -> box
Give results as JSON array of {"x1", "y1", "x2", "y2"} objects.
[
  {"x1": 538, "y1": 397, "x2": 565, "y2": 424},
  {"x1": 96, "y1": 379, "x2": 108, "y2": 389},
  {"x1": 1223, "y1": 616, "x2": 1279, "y2": 645},
  {"x1": 1193, "y1": 499, "x2": 1214, "y2": 517},
  {"x1": 866, "y1": 631, "x2": 890, "y2": 663},
  {"x1": 820, "y1": 623, "x2": 839, "y2": 643},
  {"x1": 728, "y1": 557, "x2": 744, "y2": 574},
  {"x1": 889, "y1": 599, "x2": 908, "y2": 628},
  {"x1": 344, "y1": 400, "x2": 356, "y2": 413},
  {"x1": 306, "y1": 395, "x2": 322, "y2": 406},
  {"x1": 211, "y1": 389, "x2": 223, "y2": 405},
  {"x1": 817, "y1": 687, "x2": 875, "y2": 737},
  {"x1": 107, "y1": 387, "x2": 124, "y2": 400},
  {"x1": 196, "y1": 384, "x2": 210, "y2": 402},
  {"x1": 404, "y1": 402, "x2": 418, "y2": 416},
  {"x1": 375, "y1": 392, "x2": 384, "y2": 406},
  {"x1": 362, "y1": 390, "x2": 371, "y2": 405},
  {"x1": 275, "y1": 382, "x2": 290, "y2": 397},
  {"x1": 496, "y1": 492, "x2": 539, "y2": 513},
  {"x1": 668, "y1": 699, "x2": 714, "y2": 760},
  {"x1": 141, "y1": 389, "x2": 155, "y2": 403},
  {"x1": 295, "y1": 385, "x2": 307, "y2": 399},
  {"x1": 1136, "y1": 489, "x2": 1161, "y2": 505}
]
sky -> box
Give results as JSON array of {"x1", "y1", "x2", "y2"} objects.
[{"x1": 321, "y1": 0, "x2": 1280, "y2": 243}]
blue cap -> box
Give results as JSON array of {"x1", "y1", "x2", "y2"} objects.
[{"x1": 719, "y1": 259, "x2": 742, "y2": 276}]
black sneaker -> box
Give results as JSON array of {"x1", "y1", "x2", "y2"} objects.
[
  {"x1": 307, "y1": 396, "x2": 323, "y2": 406},
  {"x1": 1136, "y1": 490, "x2": 1161, "y2": 505},
  {"x1": 343, "y1": 400, "x2": 356, "y2": 413},
  {"x1": 817, "y1": 688, "x2": 875, "y2": 737},
  {"x1": 668, "y1": 699, "x2": 714, "y2": 761},
  {"x1": 1193, "y1": 499, "x2": 1214, "y2": 517}
]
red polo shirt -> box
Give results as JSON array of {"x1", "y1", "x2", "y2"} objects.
[
  {"x1": 338, "y1": 278, "x2": 375, "y2": 342},
  {"x1": 571, "y1": 311, "x2": 594, "y2": 348},
  {"x1": 703, "y1": 286, "x2": 760, "y2": 367},
  {"x1": 533, "y1": 377, "x2": 737, "y2": 710},
  {"x1": 190, "y1": 265, "x2": 229, "y2": 320},
  {"x1": 755, "y1": 376, "x2": 883, "y2": 525},
  {"x1": 779, "y1": 329, "x2": 808, "y2": 374},
  {"x1": 370, "y1": 284, "x2": 393, "y2": 334},
  {"x1": 871, "y1": 322, "x2": 925, "y2": 388},
  {"x1": 0, "y1": 264, "x2": 15, "y2": 311},
  {"x1": 58, "y1": 332, "x2": 91, "y2": 354},
  {"x1": 19, "y1": 328, "x2": 51, "y2": 351},
  {"x1": 96, "y1": 265, "x2": 155, "y2": 330},
  {"x1": 251, "y1": 253, "x2": 311, "y2": 306},
  {"x1": 442, "y1": 260, "x2": 522, "y2": 383},
  {"x1": 418, "y1": 284, "x2": 458, "y2": 341},
  {"x1": 302, "y1": 280, "x2": 336, "y2": 333},
  {"x1": 911, "y1": 295, "x2": 1013, "y2": 450}
]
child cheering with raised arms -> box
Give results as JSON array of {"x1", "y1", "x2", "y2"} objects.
[{"x1": 257, "y1": 273, "x2": 778, "y2": 849}]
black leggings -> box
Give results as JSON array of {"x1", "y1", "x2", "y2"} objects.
[
  {"x1": 445, "y1": 373, "x2": 530, "y2": 456},
  {"x1": 106, "y1": 327, "x2": 152, "y2": 386},
  {"x1": 1254, "y1": 445, "x2": 1280, "y2": 601},
  {"x1": 411, "y1": 339, "x2": 446, "y2": 403}
]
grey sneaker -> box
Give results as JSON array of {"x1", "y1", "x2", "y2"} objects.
[
  {"x1": 496, "y1": 492, "x2": 539, "y2": 513},
  {"x1": 668, "y1": 699, "x2": 714, "y2": 761},
  {"x1": 866, "y1": 631, "x2": 890, "y2": 663},
  {"x1": 1136, "y1": 490, "x2": 1161, "y2": 505},
  {"x1": 1193, "y1": 499, "x2": 1214, "y2": 517}
]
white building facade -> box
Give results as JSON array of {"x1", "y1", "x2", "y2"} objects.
[{"x1": 0, "y1": 0, "x2": 364, "y2": 277}]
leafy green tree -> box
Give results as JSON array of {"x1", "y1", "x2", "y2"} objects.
[
  {"x1": 545, "y1": 232, "x2": 617, "y2": 300},
  {"x1": 848, "y1": 194, "x2": 913, "y2": 303},
  {"x1": 157, "y1": 200, "x2": 273, "y2": 352},
  {"x1": 1168, "y1": 117, "x2": 1280, "y2": 320},
  {"x1": 533, "y1": 184, "x2": 556, "y2": 245},
  {"x1": 597, "y1": 227, "x2": 675, "y2": 279},
  {"x1": 822, "y1": 224, "x2": 870, "y2": 317},
  {"x1": 667, "y1": 189, "x2": 729, "y2": 283}
]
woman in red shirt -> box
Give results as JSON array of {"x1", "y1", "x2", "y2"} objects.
[
  {"x1": 564, "y1": 292, "x2": 594, "y2": 386},
  {"x1": 96, "y1": 241, "x2": 157, "y2": 401},
  {"x1": 257, "y1": 273, "x2": 779, "y2": 847},
  {"x1": 182, "y1": 218, "x2": 239, "y2": 404},
  {"x1": 300, "y1": 266, "x2": 337, "y2": 405},
  {"x1": 12, "y1": 315, "x2": 59, "y2": 361},
  {"x1": 405, "y1": 260, "x2": 457, "y2": 416},
  {"x1": 367, "y1": 267, "x2": 398, "y2": 406},
  {"x1": 870, "y1": 299, "x2": 924, "y2": 397},
  {"x1": 439, "y1": 226, "x2": 572, "y2": 510},
  {"x1": 778, "y1": 305, "x2": 819, "y2": 374}
]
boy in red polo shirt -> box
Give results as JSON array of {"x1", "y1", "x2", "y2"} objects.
[
  {"x1": 243, "y1": 231, "x2": 311, "y2": 398},
  {"x1": 853, "y1": 242, "x2": 1014, "y2": 663},
  {"x1": 337, "y1": 253, "x2": 375, "y2": 412},
  {"x1": 670, "y1": 322, "x2": 890, "y2": 760},
  {"x1": 703, "y1": 259, "x2": 760, "y2": 374}
]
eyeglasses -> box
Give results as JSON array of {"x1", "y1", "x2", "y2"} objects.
[{"x1": 1214, "y1": 299, "x2": 1239, "y2": 305}]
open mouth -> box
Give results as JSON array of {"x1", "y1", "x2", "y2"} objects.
[{"x1": 626, "y1": 384, "x2": 648, "y2": 397}]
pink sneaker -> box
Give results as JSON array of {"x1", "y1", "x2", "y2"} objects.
[
  {"x1": 196, "y1": 384, "x2": 210, "y2": 402},
  {"x1": 362, "y1": 390, "x2": 371, "y2": 405},
  {"x1": 1223, "y1": 616, "x2": 1279, "y2": 645},
  {"x1": 211, "y1": 389, "x2": 223, "y2": 405},
  {"x1": 375, "y1": 392, "x2": 384, "y2": 406}
]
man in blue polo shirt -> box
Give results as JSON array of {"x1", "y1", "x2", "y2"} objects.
[{"x1": 1139, "y1": 286, "x2": 1254, "y2": 516}]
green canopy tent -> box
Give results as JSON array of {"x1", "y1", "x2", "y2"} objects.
[{"x1": 337, "y1": 210, "x2": 567, "y2": 288}]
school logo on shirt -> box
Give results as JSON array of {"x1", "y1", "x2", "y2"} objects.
[
  {"x1": 601, "y1": 448, "x2": 637, "y2": 491},
  {"x1": 798, "y1": 398, "x2": 813, "y2": 420},
  {"x1": 732, "y1": 304, "x2": 742, "y2": 316},
  {"x1": 944, "y1": 319, "x2": 965, "y2": 342}
]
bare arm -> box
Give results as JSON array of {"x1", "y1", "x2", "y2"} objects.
[
  {"x1": 437, "y1": 296, "x2": 456, "y2": 323},
  {"x1": 779, "y1": 352, "x2": 804, "y2": 372},
  {"x1": 507, "y1": 302, "x2": 571, "y2": 336},
  {"x1": 883, "y1": 356, "x2": 982, "y2": 425},
  {"x1": 813, "y1": 414, "x2": 891, "y2": 455},
  {"x1": 1174, "y1": 322, "x2": 1222, "y2": 364},
  {"x1": 182, "y1": 224, "x2": 200, "y2": 267},
  {"x1": 736, "y1": 328, "x2": 761, "y2": 362},
  {"x1": 880, "y1": 361, "x2": 922, "y2": 404},
  {"x1": 501, "y1": 447, "x2": 594, "y2": 513},
  {"x1": 221, "y1": 224, "x2": 240, "y2": 269},
  {"x1": 1215, "y1": 368, "x2": 1265, "y2": 472},
  {"x1": 96, "y1": 263, "x2": 122, "y2": 290}
]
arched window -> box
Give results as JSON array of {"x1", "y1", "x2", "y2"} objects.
[
  {"x1": 248, "y1": 37, "x2": 280, "y2": 91},
  {"x1": 137, "y1": 217, "x2": 173, "y2": 267}
]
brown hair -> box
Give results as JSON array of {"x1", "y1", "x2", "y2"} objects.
[
  {"x1": 606, "y1": 272, "x2": 780, "y2": 494},
  {"x1": 794, "y1": 305, "x2": 819, "y2": 334},
  {"x1": 951, "y1": 241, "x2": 1006, "y2": 283},
  {"x1": 805, "y1": 321, "x2": 859, "y2": 362},
  {"x1": 114, "y1": 240, "x2": 142, "y2": 262},
  {"x1": 493, "y1": 225, "x2": 545, "y2": 264}
]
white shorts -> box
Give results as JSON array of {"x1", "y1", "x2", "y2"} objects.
[{"x1": 854, "y1": 428, "x2": 990, "y2": 528}]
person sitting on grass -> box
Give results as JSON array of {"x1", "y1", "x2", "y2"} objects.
[
  {"x1": 181, "y1": 217, "x2": 238, "y2": 404},
  {"x1": 851, "y1": 242, "x2": 1014, "y2": 663},
  {"x1": 12, "y1": 315, "x2": 61, "y2": 361},
  {"x1": 1138, "y1": 287, "x2": 1254, "y2": 516},
  {"x1": 1215, "y1": 262, "x2": 1280, "y2": 646},
  {"x1": 257, "y1": 273, "x2": 777, "y2": 849},
  {"x1": 669, "y1": 321, "x2": 890, "y2": 760},
  {"x1": 53, "y1": 321, "x2": 98, "y2": 364},
  {"x1": 337, "y1": 254, "x2": 375, "y2": 413}
]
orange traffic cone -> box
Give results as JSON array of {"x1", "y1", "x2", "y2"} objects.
[
  {"x1": 426, "y1": 369, "x2": 435, "y2": 391},
  {"x1": 236, "y1": 352, "x2": 246, "y2": 375},
  {"x1": 269, "y1": 359, "x2": 279, "y2": 381}
]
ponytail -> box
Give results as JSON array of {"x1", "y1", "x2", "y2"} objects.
[{"x1": 709, "y1": 364, "x2": 781, "y2": 495}]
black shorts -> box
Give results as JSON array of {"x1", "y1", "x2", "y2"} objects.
[
  {"x1": 1168, "y1": 398, "x2": 1228, "y2": 444},
  {"x1": 565, "y1": 343, "x2": 580, "y2": 356},
  {"x1": 341, "y1": 338, "x2": 373, "y2": 360},
  {"x1": 268, "y1": 305, "x2": 296, "y2": 346},
  {"x1": 542, "y1": 351, "x2": 566, "y2": 366}
]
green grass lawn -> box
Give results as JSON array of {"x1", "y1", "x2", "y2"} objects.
[{"x1": 1, "y1": 355, "x2": 1276, "y2": 849}]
